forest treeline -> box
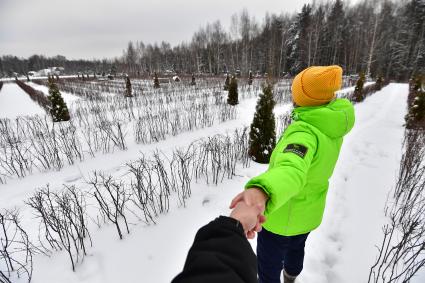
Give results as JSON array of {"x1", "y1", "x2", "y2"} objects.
[{"x1": 1, "y1": 0, "x2": 423, "y2": 80}]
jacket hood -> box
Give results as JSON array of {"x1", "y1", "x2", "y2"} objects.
[{"x1": 291, "y1": 98, "x2": 355, "y2": 138}]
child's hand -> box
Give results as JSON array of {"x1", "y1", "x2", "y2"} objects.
[
  {"x1": 230, "y1": 187, "x2": 268, "y2": 212},
  {"x1": 229, "y1": 187, "x2": 268, "y2": 239},
  {"x1": 230, "y1": 201, "x2": 266, "y2": 239}
]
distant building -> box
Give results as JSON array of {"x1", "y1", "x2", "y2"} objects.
[{"x1": 35, "y1": 67, "x2": 65, "y2": 77}]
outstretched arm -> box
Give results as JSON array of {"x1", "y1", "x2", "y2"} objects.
[{"x1": 172, "y1": 202, "x2": 264, "y2": 283}]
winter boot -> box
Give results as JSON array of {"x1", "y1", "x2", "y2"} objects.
[{"x1": 283, "y1": 270, "x2": 297, "y2": 283}]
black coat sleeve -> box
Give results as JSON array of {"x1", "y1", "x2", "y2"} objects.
[{"x1": 171, "y1": 216, "x2": 257, "y2": 283}]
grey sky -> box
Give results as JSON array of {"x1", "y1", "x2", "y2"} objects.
[{"x1": 0, "y1": 0, "x2": 355, "y2": 60}]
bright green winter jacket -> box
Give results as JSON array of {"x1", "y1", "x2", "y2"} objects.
[{"x1": 245, "y1": 98, "x2": 355, "y2": 236}]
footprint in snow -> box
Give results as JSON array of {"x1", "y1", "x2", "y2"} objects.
[
  {"x1": 202, "y1": 198, "x2": 210, "y2": 206},
  {"x1": 64, "y1": 174, "x2": 82, "y2": 183}
]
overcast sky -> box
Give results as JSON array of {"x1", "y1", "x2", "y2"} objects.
[{"x1": 0, "y1": 0, "x2": 356, "y2": 60}]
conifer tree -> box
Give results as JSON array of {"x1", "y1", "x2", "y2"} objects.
[
  {"x1": 153, "y1": 72, "x2": 160, "y2": 88},
  {"x1": 287, "y1": 4, "x2": 312, "y2": 75},
  {"x1": 48, "y1": 78, "x2": 70, "y2": 122},
  {"x1": 353, "y1": 72, "x2": 366, "y2": 102},
  {"x1": 125, "y1": 75, "x2": 132, "y2": 97},
  {"x1": 224, "y1": 73, "x2": 230, "y2": 90},
  {"x1": 248, "y1": 84, "x2": 276, "y2": 163},
  {"x1": 111, "y1": 65, "x2": 117, "y2": 76},
  {"x1": 248, "y1": 71, "x2": 253, "y2": 85},
  {"x1": 375, "y1": 75, "x2": 384, "y2": 91},
  {"x1": 227, "y1": 75, "x2": 238, "y2": 105},
  {"x1": 406, "y1": 76, "x2": 425, "y2": 128}
]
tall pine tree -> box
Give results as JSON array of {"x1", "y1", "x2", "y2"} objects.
[
  {"x1": 48, "y1": 78, "x2": 70, "y2": 122},
  {"x1": 248, "y1": 84, "x2": 276, "y2": 163},
  {"x1": 287, "y1": 4, "x2": 312, "y2": 75},
  {"x1": 227, "y1": 75, "x2": 239, "y2": 105},
  {"x1": 153, "y1": 72, "x2": 160, "y2": 88},
  {"x1": 125, "y1": 75, "x2": 132, "y2": 97},
  {"x1": 248, "y1": 70, "x2": 253, "y2": 85}
]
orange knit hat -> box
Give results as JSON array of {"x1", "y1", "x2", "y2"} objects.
[{"x1": 291, "y1": 65, "x2": 343, "y2": 106}]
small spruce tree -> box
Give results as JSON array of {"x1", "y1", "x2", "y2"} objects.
[
  {"x1": 248, "y1": 84, "x2": 276, "y2": 163},
  {"x1": 248, "y1": 70, "x2": 253, "y2": 85},
  {"x1": 375, "y1": 75, "x2": 384, "y2": 91},
  {"x1": 48, "y1": 78, "x2": 70, "y2": 122},
  {"x1": 153, "y1": 72, "x2": 160, "y2": 88},
  {"x1": 406, "y1": 76, "x2": 425, "y2": 128},
  {"x1": 125, "y1": 75, "x2": 133, "y2": 97},
  {"x1": 227, "y1": 75, "x2": 239, "y2": 105},
  {"x1": 353, "y1": 72, "x2": 365, "y2": 102},
  {"x1": 224, "y1": 73, "x2": 230, "y2": 90}
]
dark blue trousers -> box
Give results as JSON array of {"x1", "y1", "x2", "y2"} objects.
[{"x1": 257, "y1": 228, "x2": 309, "y2": 283}]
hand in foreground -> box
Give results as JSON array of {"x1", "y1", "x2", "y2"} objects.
[
  {"x1": 230, "y1": 187, "x2": 268, "y2": 212},
  {"x1": 230, "y1": 201, "x2": 266, "y2": 239}
]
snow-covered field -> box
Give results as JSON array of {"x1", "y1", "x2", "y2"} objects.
[
  {"x1": 0, "y1": 83, "x2": 45, "y2": 119},
  {"x1": 0, "y1": 83, "x2": 414, "y2": 282}
]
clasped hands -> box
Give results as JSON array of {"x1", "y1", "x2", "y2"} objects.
[{"x1": 229, "y1": 187, "x2": 268, "y2": 239}]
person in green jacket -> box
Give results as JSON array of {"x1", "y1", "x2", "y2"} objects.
[{"x1": 230, "y1": 65, "x2": 355, "y2": 283}]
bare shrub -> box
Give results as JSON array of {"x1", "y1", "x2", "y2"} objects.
[
  {"x1": 0, "y1": 210, "x2": 36, "y2": 283},
  {"x1": 368, "y1": 129, "x2": 425, "y2": 282},
  {"x1": 25, "y1": 185, "x2": 92, "y2": 271},
  {"x1": 88, "y1": 172, "x2": 130, "y2": 240}
]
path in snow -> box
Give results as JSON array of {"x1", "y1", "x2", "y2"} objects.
[
  {"x1": 298, "y1": 83, "x2": 408, "y2": 283},
  {"x1": 0, "y1": 82, "x2": 45, "y2": 119}
]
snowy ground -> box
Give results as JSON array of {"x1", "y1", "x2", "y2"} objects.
[
  {"x1": 27, "y1": 81, "x2": 80, "y2": 105},
  {"x1": 0, "y1": 82, "x2": 45, "y2": 119},
  {"x1": 0, "y1": 83, "x2": 414, "y2": 282}
]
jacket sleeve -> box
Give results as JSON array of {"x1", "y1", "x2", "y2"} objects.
[
  {"x1": 245, "y1": 128, "x2": 317, "y2": 215},
  {"x1": 171, "y1": 216, "x2": 257, "y2": 283}
]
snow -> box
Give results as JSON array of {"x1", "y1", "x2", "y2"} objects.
[
  {"x1": 0, "y1": 83, "x2": 416, "y2": 282},
  {"x1": 336, "y1": 81, "x2": 375, "y2": 96},
  {"x1": 27, "y1": 81, "x2": 80, "y2": 105},
  {"x1": 0, "y1": 82, "x2": 45, "y2": 119},
  {"x1": 0, "y1": 75, "x2": 79, "y2": 82}
]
